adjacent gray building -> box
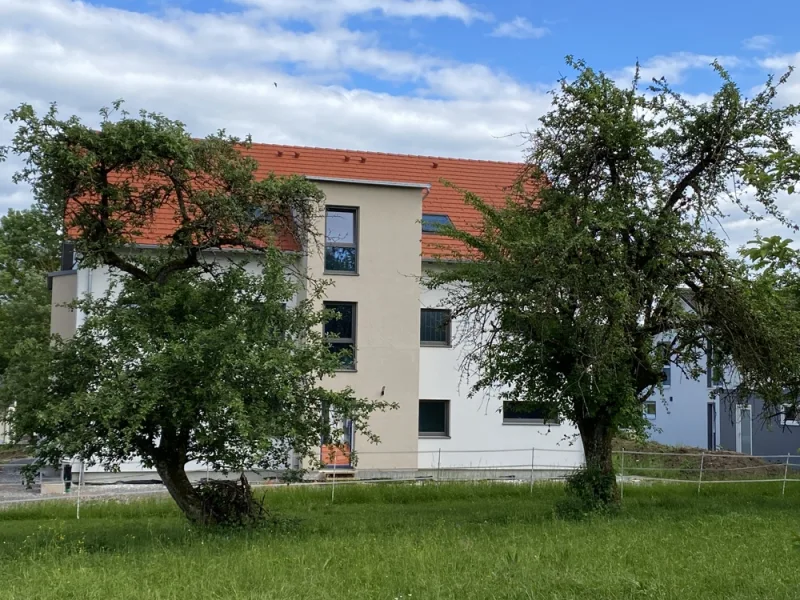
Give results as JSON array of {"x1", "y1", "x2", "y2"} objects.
[{"x1": 719, "y1": 393, "x2": 800, "y2": 457}]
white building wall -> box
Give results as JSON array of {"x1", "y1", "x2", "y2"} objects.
[
  {"x1": 73, "y1": 255, "x2": 303, "y2": 474},
  {"x1": 417, "y1": 284, "x2": 584, "y2": 471},
  {"x1": 647, "y1": 356, "x2": 720, "y2": 449}
]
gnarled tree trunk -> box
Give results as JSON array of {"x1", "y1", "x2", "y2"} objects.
[
  {"x1": 155, "y1": 455, "x2": 206, "y2": 524},
  {"x1": 574, "y1": 415, "x2": 619, "y2": 506}
]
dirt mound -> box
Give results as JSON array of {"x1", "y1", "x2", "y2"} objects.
[
  {"x1": 612, "y1": 438, "x2": 788, "y2": 481},
  {"x1": 0, "y1": 445, "x2": 30, "y2": 462}
]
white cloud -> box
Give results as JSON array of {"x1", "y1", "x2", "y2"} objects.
[
  {"x1": 614, "y1": 52, "x2": 740, "y2": 85},
  {"x1": 743, "y1": 35, "x2": 776, "y2": 51},
  {"x1": 758, "y1": 53, "x2": 799, "y2": 72},
  {"x1": 0, "y1": 0, "x2": 796, "y2": 258},
  {"x1": 490, "y1": 17, "x2": 549, "y2": 40},
  {"x1": 234, "y1": 0, "x2": 491, "y2": 23},
  {"x1": 755, "y1": 54, "x2": 800, "y2": 108},
  {"x1": 0, "y1": 0, "x2": 549, "y2": 214}
]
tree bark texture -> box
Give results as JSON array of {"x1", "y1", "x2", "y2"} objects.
[
  {"x1": 155, "y1": 457, "x2": 206, "y2": 524},
  {"x1": 575, "y1": 415, "x2": 619, "y2": 504}
]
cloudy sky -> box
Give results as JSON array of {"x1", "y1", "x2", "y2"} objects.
[{"x1": 2, "y1": 0, "x2": 800, "y2": 249}]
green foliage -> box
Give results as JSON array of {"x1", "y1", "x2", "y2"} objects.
[
  {"x1": 426, "y1": 57, "x2": 800, "y2": 506},
  {"x1": 3, "y1": 249, "x2": 387, "y2": 473},
  {"x1": 739, "y1": 235, "x2": 800, "y2": 415},
  {"x1": 2, "y1": 101, "x2": 325, "y2": 283},
  {"x1": 0, "y1": 207, "x2": 60, "y2": 390},
  {"x1": 0, "y1": 101, "x2": 386, "y2": 524},
  {"x1": 1, "y1": 484, "x2": 800, "y2": 599},
  {"x1": 556, "y1": 467, "x2": 620, "y2": 520}
]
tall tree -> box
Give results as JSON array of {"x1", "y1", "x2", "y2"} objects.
[
  {"x1": 426, "y1": 58, "x2": 800, "y2": 504},
  {"x1": 0, "y1": 102, "x2": 387, "y2": 524}
]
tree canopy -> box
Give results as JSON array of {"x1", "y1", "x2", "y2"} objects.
[
  {"x1": 0, "y1": 206, "x2": 60, "y2": 390},
  {"x1": 0, "y1": 102, "x2": 385, "y2": 524},
  {"x1": 426, "y1": 58, "x2": 800, "y2": 504}
]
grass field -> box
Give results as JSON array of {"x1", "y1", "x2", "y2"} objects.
[
  {"x1": 611, "y1": 438, "x2": 800, "y2": 481},
  {"x1": 1, "y1": 481, "x2": 799, "y2": 600}
]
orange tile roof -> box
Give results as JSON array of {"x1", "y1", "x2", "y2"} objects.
[
  {"x1": 87, "y1": 142, "x2": 527, "y2": 258},
  {"x1": 242, "y1": 143, "x2": 526, "y2": 258}
]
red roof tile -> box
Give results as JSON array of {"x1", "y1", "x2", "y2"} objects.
[
  {"x1": 85, "y1": 142, "x2": 527, "y2": 258},
  {"x1": 244, "y1": 143, "x2": 526, "y2": 258}
]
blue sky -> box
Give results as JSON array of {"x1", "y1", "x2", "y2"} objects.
[
  {"x1": 78, "y1": 0, "x2": 800, "y2": 96},
  {"x1": 1, "y1": 0, "x2": 799, "y2": 247}
]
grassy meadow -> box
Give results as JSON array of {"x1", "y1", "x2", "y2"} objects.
[{"x1": 0, "y1": 481, "x2": 798, "y2": 600}]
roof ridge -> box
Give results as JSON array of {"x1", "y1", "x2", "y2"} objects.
[{"x1": 249, "y1": 141, "x2": 525, "y2": 167}]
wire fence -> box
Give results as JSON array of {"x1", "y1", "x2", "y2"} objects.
[{"x1": 1, "y1": 446, "x2": 799, "y2": 511}]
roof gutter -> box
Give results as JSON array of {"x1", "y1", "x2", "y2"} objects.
[{"x1": 305, "y1": 175, "x2": 431, "y2": 190}]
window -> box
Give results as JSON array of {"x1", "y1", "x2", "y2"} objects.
[
  {"x1": 60, "y1": 241, "x2": 76, "y2": 271},
  {"x1": 706, "y1": 344, "x2": 724, "y2": 388},
  {"x1": 325, "y1": 208, "x2": 358, "y2": 273},
  {"x1": 421, "y1": 214, "x2": 453, "y2": 234},
  {"x1": 502, "y1": 402, "x2": 560, "y2": 425},
  {"x1": 324, "y1": 302, "x2": 356, "y2": 370},
  {"x1": 644, "y1": 400, "x2": 657, "y2": 419},
  {"x1": 657, "y1": 343, "x2": 671, "y2": 387},
  {"x1": 419, "y1": 400, "x2": 449, "y2": 437},
  {"x1": 420, "y1": 309, "x2": 451, "y2": 346},
  {"x1": 781, "y1": 405, "x2": 799, "y2": 427},
  {"x1": 249, "y1": 207, "x2": 273, "y2": 225}
]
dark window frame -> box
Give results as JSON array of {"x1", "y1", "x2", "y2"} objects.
[
  {"x1": 323, "y1": 301, "x2": 357, "y2": 371},
  {"x1": 324, "y1": 207, "x2": 359, "y2": 275},
  {"x1": 418, "y1": 399, "x2": 450, "y2": 437},
  {"x1": 421, "y1": 214, "x2": 453, "y2": 234},
  {"x1": 420, "y1": 309, "x2": 452, "y2": 347},
  {"x1": 501, "y1": 401, "x2": 561, "y2": 426},
  {"x1": 644, "y1": 399, "x2": 657, "y2": 419},
  {"x1": 706, "y1": 342, "x2": 724, "y2": 388},
  {"x1": 657, "y1": 342, "x2": 672, "y2": 387},
  {"x1": 781, "y1": 405, "x2": 799, "y2": 427}
]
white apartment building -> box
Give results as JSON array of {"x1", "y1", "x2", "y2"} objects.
[{"x1": 48, "y1": 144, "x2": 586, "y2": 477}]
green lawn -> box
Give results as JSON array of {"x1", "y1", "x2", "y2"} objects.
[{"x1": 1, "y1": 482, "x2": 798, "y2": 600}]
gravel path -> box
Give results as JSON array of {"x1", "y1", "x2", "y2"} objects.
[{"x1": 0, "y1": 482, "x2": 168, "y2": 508}]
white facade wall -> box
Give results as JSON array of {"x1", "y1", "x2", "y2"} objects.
[
  {"x1": 647, "y1": 355, "x2": 721, "y2": 449},
  {"x1": 72, "y1": 260, "x2": 720, "y2": 474},
  {"x1": 73, "y1": 256, "x2": 302, "y2": 474},
  {"x1": 417, "y1": 284, "x2": 585, "y2": 471}
]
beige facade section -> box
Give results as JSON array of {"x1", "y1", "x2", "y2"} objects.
[
  {"x1": 50, "y1": 272, "x2": 78, "y2": 339},
  {"x1": 309, "y1": 181, "x2": 424, "y2": 470}
]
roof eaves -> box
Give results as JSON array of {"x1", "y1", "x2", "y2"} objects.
[{"x1": 305, "y1": 175, "x2": 431, "y2": 190}]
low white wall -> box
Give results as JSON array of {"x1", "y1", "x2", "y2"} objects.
[{"x1": 417, "y1": 284, "x2": 584, "y2": 470}]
